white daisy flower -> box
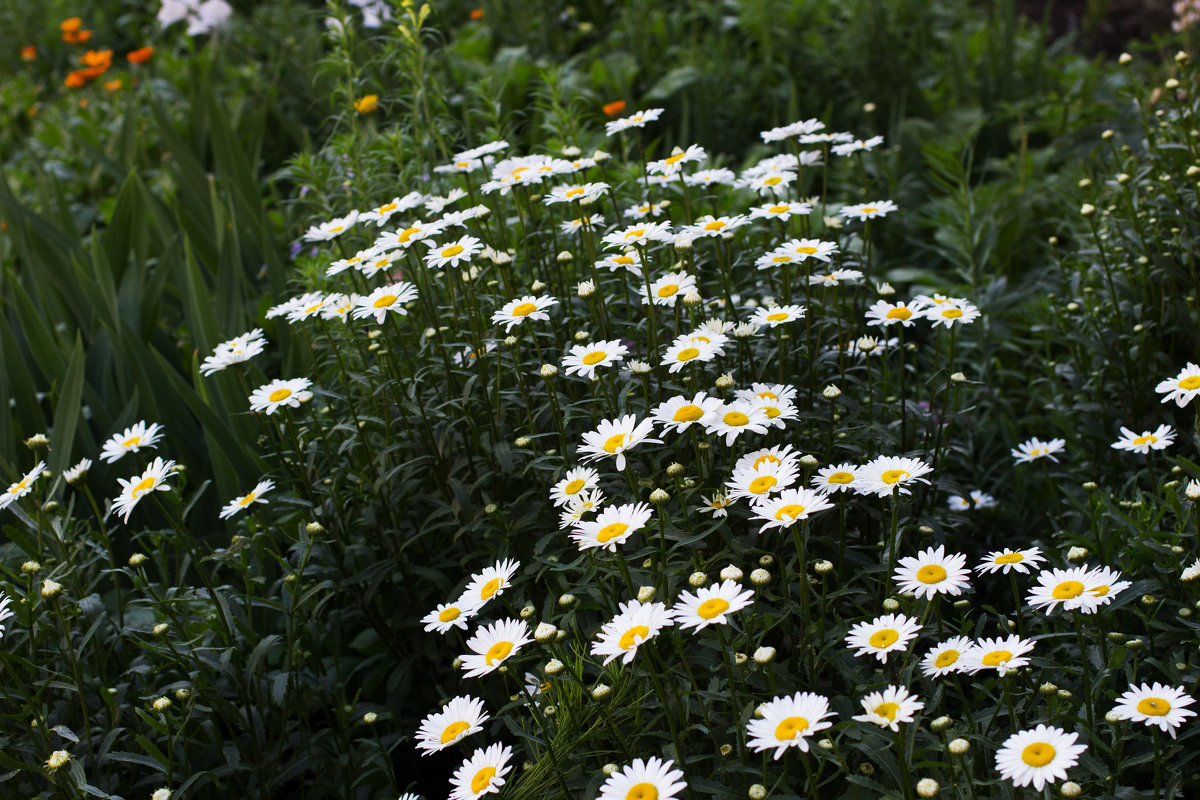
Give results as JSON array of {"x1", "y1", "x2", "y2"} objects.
[
  {"x1": 840, "y1": 199, "x2": 897, "y2": 220},
  {"x1": 543, "y1": 182, "x2": 609, "y2": 205},
  {"x1": 660, "y1": 338, "x2": 719, "y2": 373},
  {"x1": 199, "y1": 329, "x2": 266, "y2": 376},
  {"x1": 750, "y1": 304, "x2": 805, "y2": 327},
  {"x1": 562, "y1": 340, "x2": 629, "y2": 380},
  {"x1": 549, "y1": 466, "x2": 600, "y2": 507},
  {"x1": 596, "y1": 251, "x2": 643, "y2": 274},
  {"x1": 920, "y1": 636, "x2": 974, "y2": 677},
  {"x1": 733, "y1": 443, "x2": 800, "y2": 474},
  {"x1": 670, "y1": 579, "x2": 755, "y2": 631},
  {"x1": 1025, "y1": 566, "x2": 1102, "y2": 614},
  {"x1": 460, "y1": 619, "x2": 533, "y2": 678},
  {"x1": 865, "y1": 299, "x2": 921, "y2": 327},
  {"x1": 461, "y1": 558, "x2": 520, "y2": 608},
  {"x1": 1110, "y1": 683, "x2": 1197, "y2": 738},
  {"x1": 976, "y1": 547, "x2": 1044, "y2": 575},
  {"x1": 1, "y1": 461, "x2": 46, "y2": 511},
  {"x1": 1155, "y1": 362, "x2": 1200, "y2": 407},
  {"x1": 1111, "y1": 424, "x2": 1175, "y2": 454},
  {"x1": 601, "y1": 222, "x2": 673, "y2": 249},
  {"x1": 491, "y1": 295, "x2": 558, "y2": 333},
  {"x1": 1011, "y1": 437, "x2": 1066, "y2": 464},
  {"x1": 218, "y1": 479, "x2": 274, "y2": 519},
  {"x1": 683, "y1": 168, "x2": 736, "y2": 187},
  {"x1": 598, "y1": 757, "x2": 686, "y2": 800},
  {"x1": 449, "y1": 742, "x2": 513, "y2": 800},
  {"x1": 644, "y1": 272, "x2": 697, "y2": 306},
  {"x1": 749, "y1": 488, "x2": 835, "y2": 532},
  {"x1": 808, "y1": 269, "x2": 863, "y2": 287},
  {"x1": 421, "y1": 598, "x2": 481, "y2": 634},
  {"x1": 1084, "y1": 566, "x2": 1130, "y2": 607},
  {"x1": 702, "y1": 401, "x2": 770, "y2": 446},
  {"x1": 112, "y1": 457, "x2": 178, "y2": 524},
  {"x1": 748, "y1": 201, "x2": 812, "y2": 220},
  {"x1": 352, "y1": 282, "x2": 420, "y2": 324},
  {"x1": 686, "y1": 214, "x2": 750, "y2": 238},
  {"x1": 374, "y1": 220, "x2": 442, "y2": 250},
  {"x1": 570, "y1": 502, "x2": 653, "y2": 552},
  {"x1": 415, "y1": 695, "x2": 490, "y2": 755},
  {"x1": 852, "y1": 684, "x2": 923, "y2": 731},
  {"x1": 62, "y1": 458, "x2": 92, "y2": 486},
  {"x1": 651, "y1": 393, "x2": 724, "y2": 435},
  {"x1": 558, "y1": 488, "x2": 605, "y2": 529},
  {"x1": 424, "y1": 235, "x2": 482, "y2": 269},
  {"x1": 830, "y1": 136, "x2": 884, "y2": 156},
  {"x1": 845, "y1": 613, "x2": 921, "y2": 664},
  {"x1": 725, "y1": 458, "x2": 799, "y2": 504},
  {"x1": 577, "y1": 415, "x2": 661, "y2": 472},
  {"x1": 962, "y1": 635, "x2": 1036, "y2": 676},
  {"x1": 856, "y1": 455, "x2": 933, "y2": 498},
  {"x1": 893, "y1": 545, "x2": 971, "y2": 600},
  {"x1": 248, "y1": 378, "x2": 312, "y2": 415},
  {"x1": 923, "y1": 299, "x2": 980, "y2": 328},
  {"x1": 994, "y1": 725, "x2": 1086, "y2": 791},
  {"x1": 778, "y1": 238, "x2": 838, "y2": 263},
  {"x1": 0, "y1": 591, "x2": 13, "y2": 639},
  {"x1": 810, "y1": 463, "x2": 860, "y2": 494},
  {"x1": 647, "y1": 143, "x2": 707, "y2": 175},
  {"x1": 746, "y1": 691, "x2": 835, "y2": 759},
  {"x1": 302, "y1": 211, "x2": 359, "y2": 242},
  {"x1": 604, "y1": 107, "x2": 665, "y2": 136},
  {"x1": 561, "y1": 213, "x2": 605, "y2": 234},
  {"x1": 100, "y1": 421, "x2": 165, "y2": 464},
  {"x1": 698, "y1": 494, "x2": 733, "y2": 518},
  {"x1": 590, "y1": 600, "x2": 673, "y2": 665},
  {"x1": 948, "y1": 490, "x2": 997, "y2": 511}
]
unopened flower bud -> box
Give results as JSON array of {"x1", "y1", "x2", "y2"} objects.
[
  {"x1": 602, "y1": 763, "x2": 619, "y2": 776},
  {"x1": 46, "y1": 750, "x2": 70, "y2": 771},
  {"x1": 753, "y1": 646, "x2": 776, "y2": 664},
  {"x1": 637, "y1": 585, "x2": 656, "y2": 603},
  {"x1": 1060, "y1": 781, "x2": 1082, "y2": 798},
  {"x1": 758, "y1": 554, "x2": 774, "y2": 567},
  {"x1": 715, "y1": 373, "x2": 734, "y2": 389},
  {"x1": 750, "y1": 568, "x2": 771, "y2": 585},
  {"x1": 577, "y1": 280, "x2": 595, "y2": 297},
  {"x1": 129, "y1": 553, "x2": 148, "y2": 567},
  {"x1": 682, "y1": 289, "x2": 703, "y2": 305},
  {"x1": 930, "y1": 716, "x2": 952, "y2": 732},
  {"x1": 688, "y1": 571, "x2": 707, "y2": 588},
  {"x1": 1189, "y1": 166, "x2": 1200, "y2": 178},
  {"x1": 152, "y1": 789, "x2": 173, "y2": 800},
  {"x1": 24, "y1": 433, "x2": 49, "y2": 451},
  {"x1": 153, "y1": 623, "x2": 169, "y2": 637},
  {"x1": 545, "y1": 658, "x2": 564, "y2": 675},
  {"x1": 748, "y1": 785, "x2": 767, "y2": 800},
  {"x1": 557, "y1": 251, "x2": 573, "y2": 263},
  {"x1": 1057, "y1": 689, "x2": 1072, "y2": 700},
  {"x1": 558, "y1": 593, "x2": 577, "y2": 607},
  {"x1": 649, "y1": 488, "x2": 670, "y2": 503},
  {"x1": 882, "y1": 598, "x2": 900, "y2": 611},
  {"x1": 519, "y1": 604, "x2": 535, "y2": 619},
  {"x1": 152, "y1": 697, "x2": 172, "y2": 712},
  {"x1": 535, "y1": 622, "x2": 557, "y2": 641},
  {"x1": 876, "y1": 281, "x2": 895, "y2": 296},
  {"x1": 1166, "y1": 78, "x2": 1180, "y2": 90},
  {"x1": 1119, "y1": 52, "x2": 1132, "y2": 65},
  {"x1": 362, "y1": 712, "x2": 378, "y2": 724},
  {"x1": 1080, "y1": 203, "x2": 1095, "y2": 216},
  {"x1": 916, "y1": 778, "x2": 939, "y2": 797},
  {"x1": 514, "y1": 436, "x2": 532, "y2": 447},
  {"x1": 822, "y1": 385, "x2": 841, "y2": 399},
  {"x1": 948, "y1": 738, "x2": 969, "y2": 754},
  {"x1": 720, "y1": 564, "x2": 743, "y2": 581},
  {"x1": 41, "y1": 579, "x2": 62, "y2": 598},
  {"x1": 174, "y1": 688, "x2": 190, "y2": 701},
  {"x1": 814, "y1": 560, "x2": 834, "y2": 574},
  {"x1": 719, "y1": 744, "x2": 733, "y2": 756},
  {"x1": 21, "y1": 560, "x2": 41, "y2": 574},
  {"x1": 1067, "y1": 546, "x2": 1088, "y2": 561},
  {"x1": 592, "y1": 683, "x2": 611, "y2": 700},
  {"x1": 950, "y1": 372, "x2": 966, "y2": 383},
  {"x1": 629, "y1": 360, "x2": 651, "y2": 375}
]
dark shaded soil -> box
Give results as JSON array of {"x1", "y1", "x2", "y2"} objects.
[{"x1": 1016, "y1": 0, "x2": 1176, "y2": 57}]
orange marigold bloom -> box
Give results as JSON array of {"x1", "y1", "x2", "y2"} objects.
[
  {"x1": 105, "y1": 79, "x2": 123, "y2": 92},
  {"x1": 469, "y1": 8, "x2": 485, "y2": 19},
  {"x1": 353, "y1": 94, "x2": 379, "y2": 114},
  {"x1": 60, "y1": 17, "x2": 83, "y2": 33},
  {"x1": 64, "y1": 71, "x2": 87, "y2": 88},
  {"x1": 64, "y1": 29, "x2": 93, "y2": 44},
  {"x1": 603, "y1": 100, "x2": 627, "y2": 117},
  {"x1": 126, "y1": 46, "x2": 154, "y2": 64},
  {"x1": 81, "y1": 49, "x2": 113, "y2": 68},
  {"x1": 21, "y1": 45, "x2": 36, "y2": 61}
]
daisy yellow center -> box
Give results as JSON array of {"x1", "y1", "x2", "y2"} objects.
[
  {"x1": 673, "y1": 405, "x2": 704, "y2": 422},
  {"x1": 768, "y1": 205, "x2": 789, "y2": 213},
  {"x1": 511, "y1": 167, "x2": 529, "y2": 176},
  {"x1": 764, "y1": 176, "x2": 782, "y2": 186},
  {"x1": 1180, "y1": 376, "x2": 1200, "y2": 390},
  {"x1": 774, "y1": 716, "x2": 809, "y2": 739},
  {"x1": 122, "y1": 435, "x2": 142, "y2": 448},
  {"x1": 886, "y1": 307, "x2": 912, "y2": 320},
  {"x1": 484, "y1": 640, "x2": 513, "y2": 665},
  {"x1": 1020, "y1": 742, "x2": 1056, "y2": 767},
  {"x1": 674, "y1": 347, "x2": 699, "y2": 361},
  {"x1": 723, "y1": 411, "x2": 750, "y2": 426},
  {"x1": 767, "y1": 312, "x2": 788, "y2": 321},
  {"x1": 131, "y1": 476, "x2": 156, "y2": 498},
  {"x1": 874, "y1": 702, "x2": 899, "y2": 721},
  {"x1": 566, "y1": 188, "x2": 584, "y2": 197},
  {"x1": 328, "y1": 226, "x2": 344, "y2": 233},
  {"x1": 693, "y1": 335, "x2": 711, "y2": 343},
  {"x1": 237, "y1": 492, "x2": 257, "y2": 506},
  {"x1": 1030, "y1": 448, "x2": 1046, "y2": 456},
  {"x1": 869, "y1": 628, "x2": 899, "y2": 649},
  {"x1": 373, "y1": 294, "x2": 397, "y2": 308},
  {"x1": 762, "y1": 406, "x2": 781, "y2": 418},
  {"x1": 772, "y1": 256, "x2": 793, "y2": 263},
  {"x1": 917, "y1": 565, "x2": 947, "y2": 584},
  {"x1": 619, "y1": 625, "x2": 650, "y2": 649},
  {"x1": 9, "y1": 478, "x2": 30, "y2": 494},
  {"x1": 704, "y1": 220, "x2": 726, "y2": 231},
  {"x1": 795, "y1": 246, "x2": 818, "y2": 254},
  {"x1": 697, "y1": 598, "x2": 730, "y2": 619},
  {"x1": 1137, "y1": 697, "x2": 1171, "y2": 716},
  {"x1": 755, "y1": 392, "x2": 778, "y2": 401},
  {"x1": 748, "y1": 476, "x2": 777, "y2": 495},
  {"x1": 456, "y1": 161, "x2": 470, "y2": 168},
  {"x1": 658, "y1": 284, "x2": 680, "y2": 297},
  {"x1": 438, "y1": 607, "x2": 460, "y2": 622},
  {"x1": 1091, "y1": 584, "x2": 1110, "y2": 596},
  {"x1": 626, "y1": 783, "x2": 658, "y2": 800},
  {"x1": 773, "y1": 504, "x2": 805, "y2": 521},
  {"x1": 441, "y1": 245, "x2": 465, "y2": 258},
  {"x1": 995, "y1": 553, "x2": 1024, "y2": 564},
  {"x1": 625, "y1": 228, "x2": 646, "y2": 239},
  {"x1": 941, "y1": 308, "x2": 963, "y2": 319},
  {"x1": 1132, "y1": 435, "x2": 1155, "y2": 445},
  {"x1": 665, "y1": 152, "x2": 686, "y2": 165},
  {"x1": 614, "y1": 256, "x2": 635, "y2": 265},
  {"x1": 861, "y1": 207, "x2": 878, "y2": 214},
  {"x1": 511, "y1": 302, "x2": 538, "y2": 316},
  {"x1": 881, "y1": 469, "x2": 909, "y2": 485},
  {"x1": 268, "y1": 388, "x2": 292, "y2": 403},
  {"x1": 480, "y1": 577, "x2": 503, "y2": 599},
  {"x1": 440, "y1": 720, "x2": 469, "y2": 744},
  {"x1": 471, "y1": 767, "x2": 497, "y2": 793},
  {"x1": 935, "y1": 650, "x2": 959, "y2": 668},
  {"x1": 828, "y1": 471, "x2": 854, "y2": 484},
  {"x1": 563, "y1": 479, "x2": 585, "y2": 495},
  {"x1": 753, "y1": 455, "x2": 781, "y2": 470},
  {"x1": 582, "y1": 351, "x2": 607, "y2": 365},
  {"x1": 603, "y1": 433, "x2": 629, "y2": 453},
  {"x1": 304, "y1": 301, "x2": 323, "y2": 313},
  {"x1": 596, "y1": 522, "x2": 629, "y2": 543},
  {"x1": 982, "y1": 650, "x2": 1012, "y2": 666},
  {"x1": 1052, "y1": 580, "x2": 1084, "y2": 599},
  {"x1": 378, "y1": 203, "x2": 397, "y2": 213},
  {"x1": 397, "y1": 227, "x2": 420, "y2": 242}
]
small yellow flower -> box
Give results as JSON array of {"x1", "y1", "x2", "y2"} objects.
[{"x1": 354, "y1": 94, "x2": 379, "y2": 114}]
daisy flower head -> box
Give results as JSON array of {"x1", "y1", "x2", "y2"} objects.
[
  {"x1": 598, "y1": 757, "x2": 687, "y2": 800},
  {"x1": 326, "y1": 250, "x2": 371, "y2": 277},
  {"x1": 856, "y1": 455, "x2": 933, "y2": 498},
  {"x1": 1, "y1": 461, "x2": 46, "y2": 511},
  {"x1": 1110, "y1": 683, "x2": 1197, "y2": 738},
  {"x1": 994, "y1": 725, "x2": 1086, "y2": 791},
  {"x1": 893, "y1": 545, "x2": 971, "y2": 600},
  {"x1": 670, "y1": 579, "x2": 755, "y2": 631},
  {"x1": 491, "y1": 295, "x2": 558, "y2": 332},
  {"x1": 747, "y1": 691, "x2": 835, "y2": 760},
  {"x1": 352, "y1": 281, "x2": 420, "y2": 324},
  {"x1": 558, "y1": 488, "x2": 605, "y2": 529},
  {"x1": 596, "y1": 251, "x2": 643, "y2": 274},
  {"x1": 461, "y1": 558, "x2": 521, "y2": 608},
  {"x1": 285, "y1": 291, "x2": 335, "y2": 324},
  {"x1": 808, "y1": 268, "x2": 863, "y2": 287},
  {"x1": 865, "y1": 299, "x2": 920, "y2": 327},
  {"x1": 976, "y1": 547, "x2": 1044, "y2": 575},
  {"x1": 100, "y1": 421, "x2": 164, "y2": 464},
  {"x1": 647, "y1": 143, "x2": 707, "y2": 175},
  {"x1": 761, "y1": 117, "x2": 825, "y2": 142},
  {"x1": 549, "y1": 466, "x2": 600, "y2": 507},
  {"x1": 424, "y1": 234, "x2": 482, "y2": 269},
  {"x1": 302, "y1": 210, "x2": 359, "y2": 242},
  {"x1": 923, "y1": 298, "x2": 980, "y2": 328},
  {"x1": 249, "y1": 378, "x2": 312, "y2": 415},
  {"x1": 578, "y1": 415, "x2": 661, "y2": 472},
  {"x1": 623, "y1": 201, "x2": 668, "y2": 220},
  {"x1": 725, "y1": 457, "x2": 799, "y2": 503},
  {"x1": 218, "y1": 479, "x2": 274, "y2": 520},
  {"x1": 948, "y1": 490, "x2": 997, "y2": 511},
  {"x1": 460, "y1": 619, "x2": 533, "y2": 678},
  {"x1": 734, "y1": 443, "x2": 800, "y2": 474},
  {"x1": 601, "y1": 221, "x2": 673, "y2": 249},
  {"x1": 1026, "y1": 566, "x2": 1101, "y2": 614},
  {"x1": 750, "y1": 487, "x2": 835, "y2": 532},
  {"x1": 544, "y1": 182, "x2": 609, "y2": 205},
  {"x1": 570, "y1": 502, "x2": 653, "y2": 552},
  {"x1": 359, "y1": 194, "x2": 419, "y2": 226},
  {"x1": 811, "y1": 463, "x2": 861, "y2": 494},
  {"x1": 745, "y1": 393, "x2": 799, "y2": 430},
  {"x1": 831, "y1": 135, "x2": 884, "y2": 156},
  {"x1": 562, "y1": 213, "x2": 605, "y2": 234},
  {"x1": 1156, "y1": 362, "x2": 1200, "y2": 407},
  {"x1": 703, "y1": 401, "x2": 771, "y2": 446},
  {"x1": 1084, "y1": 565, "x2": 1130, "y2": 607},
  {"x1": 421, "y1": 598, "x2": 481, "y2": 634},
  {"x1": 1011, "y1": 437, "x2": 1066, "y2": 465},
  {"x1": 651, "y1": 392, "x2": 724, "y2": 435},
  {"x1": 604, "y1": 107, "x2": 665, "y2": 136},
  {"x1": 416, "y1": 695, "x2": 490, "y2": 755},
  {"x1": 590, "y1": 599, "x2": 673, "y2": 665},
  {"x1": 660, "y1": 337, "x2": 719, "y2": 373},
  {"x1": 0, "y1": 591, "x2": 13, "y2": 638},
  {"x1": 749, "y1": 201, "x2": 812, "y2": 221},
  {"x1": 199, "y1": 328, "x2": 266, "y2": 376},
  {"x1": 112, "y1": 457, "x2": 178, "y2": 524},
  {"x1": 62, "y1": 458, "x2": 92, "y2": 486},
  {"x1": 920, "y1": 636, "x2": 975, "y2": 678},
  {"x1": 852, "y1": 685, "x2": 924, "y2": 731},
  {"x1": 1185, "y1": 558, "x2": 1200, "y2": 582},
  {"x1": 845, "y1": 613, "x2": 922, "y2": 664},
  {"x1": 1111, "y1": 424, "x2": 1175, "y2": 454},
  {"x1": 840, "y1": 199, "x2": 897, "y2": 221},
  {"x1": 698, "y1": 493, "x2": 733, "y2": 518},
  {"x1": 738, "y1": 170, "x2": 796, "y2": 196},
  {"x1": 375, "y1": 219, "x2": 441, "y2": 250},
  {"x1": 684, "y1": 168, "x2": 737, "y2": 187},
  {"x1": 449, "y1": 742, "x2": 513, "y2": 800},
  {"x1": 644, "y1": 272, "x2": 697, "y2": 306},
  {"x1": 962, "y1": 635, "x2": 1036, "y2": 676},
  {"x1": 779, "y1": 238, "x2": 839, "y2": 263},
  {"x1": 562, "y1": 340, "x2": 629, "y2": 380},
  {"x1": 750, "y1": 304, "x2": 805, "y2": 328},
  {"x1": 688, "y1": 215, "x2": 751, "y2": 239}
]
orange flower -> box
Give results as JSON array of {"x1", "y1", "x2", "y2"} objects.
[
  {"x1": 21, "y1": 45, "x2": 36, "y2": 61},
  {"x1": 64, "y1": 29, "x2": 93, "y2": 44},
  {"x1": 76, "y1": 65, "x2": 108, "y2": 80},
  {"x1": 64, "y1": 71, "x2": 87, "y2": 88},
  {"x1": 104, "y1": 79, "x2": 123, "y2": 92},
  {"x1": 603, "y1": 100, "x2": 627, "y2": 117},
  {"x1": 469, "y1": 8, "x2": 485, "y2": 19},
  {"x1": 81, "y1": 49, "x2": 113, "y2": 68},
  {"x1": 126, "y1": 46, "x2": 154, "y2": 64},
  {"x1": 353, "y1": 94, "x2": 379, "y2": 114},
  {"x1": 60, "y1": 17, "x2": 83, "y2": 33}
]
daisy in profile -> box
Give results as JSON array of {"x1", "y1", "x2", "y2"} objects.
[
  {"x1": 1025, "y1": 566, "x2": 1100, "y2": 614},
  {"x1": 698, "y1": 494, "x2": 733, "y2": 517},
  {"x1": 670, "y1": 579, "x2": 755, "y2": 631},
  {"x1": 421, "y1": 597, "x2": 481, "y2": 634},
  {"x1": 1084, "y1": 566, "x2": 1130, "y2": 607},
  {"x1": 962, "y1": 635, "x2": 1036, "y2": 677},
  {"x1": 577, "y1": 415, "x2": 661, "y2": 471},
  {"x1": 746, "y1": 692, "x2": 835, "y2": 759},
  {"x1": 1, "y1": 461, "x2": 46, "y2": 511},
  {"x1": 558, "y1": 489, "x2": 605, "y2": 529},
  {"x1": 810, "y1": 463, "x2": 860, "y2": 494},
  {"x1": 596, "y1": 251, "x2": 643, "y2": 274},
  {"x1": 684, "y1": 168, "x2": 736, "y2": 187},
  {"x1": 491, "y1": 295, "x2": 558, "y2": 333},
  {"x1": 687, "y1": 214, "x2": 751, "y2": 238},
  {"x1": 112, "y1": 457, "x2": 178, "y2": 523},
  {"x1": 249, "y1": 378, "x2": 312, "y2": 415},
  {"x1": 461, "y1": 558, "x2": 520, "y2": 608},
  {"x1": 777, "y1": 238, "x2": 839, "y2": 263},
  {"x1": 549, "y1": 466, "x2": 600, "y2": 507},
  {"x1": 218, "y1": 479, "x2": 275, "y2": 520},
  {"x1": 100, "y1": 421, "x2": 165, "y2": 464},
  {"x1": 449, "y1": 742, "x2": 513, "y2": 800},
  {"x1": 856, "y1": 455, "x2": 933, "y2": 498},
  {"x1": 601, "y1": 222, "x2": 673, "y2": 249},
  {"x1": 893, "y1": 545, "x2": 971, "y2": 600},
  {"x1": 62, "y1": 458, "x2": 92, "y2": 486},
  {"x1": 734, "y1": 443, "x2": 800, "y2": 473},
  {"x1": 840, "y1": 200, "x2": 897, "y2": 221},
  {"x1": 976, "y1": 547, "x2": 1044, "y2": 575},
  {"x1": 703, "y1": 401, "x2": 770, "y2": 446},
  {"x1": 1011, "y1": 437, "x2": 1066, "y2": 464},
  {"x1": 285, "y1": 291, "x2": 337, "y2": 323},
  {"x1": 749, "y1": 305, "x2": 805, "y2": 328},
  {"x1": 543, "y1": 182, "x2": 609, "y2": 205},
  {"x1": 808, "y1": 269, "x2": 863, "y2": 287},
  {"x1": 750, "y1": 487, "x2": 835, "y2": 532},
  {"x1": 1110, "y1": 424, "x2": 1175, "y2": 454},
  {"x1": 425, "y1": 235, "x2": 482, "y2": 269},
  {"x1": 749, "y1": 201, "x2": 812, "y2": 221},
  {"x1": 562, "y1": 214, "x2": 605, "y2": 234},
  {"x1": 604, "y1": 107, "x2": 665, "y2": 136},
  {"x1": 920, "y1": 636, "x2": 974, "y2": 678},
  {"x1": 460, "y1": 619, "x2": 533, "y2": 678},
  {"x1": 923, "y1": 299, "x2": 980, "y2": 328},
  {"x1": 302, "y1": 210, "x2": 359, "y2": 241},
  {"x1": 1156, "y1": 362, "x2": 1200, "y2": 407},
  {"x1": 994, "y1": 725, "x2": 1086, "y2": 791},
  {"x1": 651, "y1": 393, "x2": 724, "y2": 436},
  {"x1": 1110, "y1": 683, "x2": 1196, "y2": 738},
  {"x1": 948, "y1": 490, "x2": 997, "y2": 511},
  {"x1": 852, "y1": 685, "x2": 923, "y2": 731},
  {"x1": 374, "y1": 220, "x2": 441, "y2": 251},
  {"x1": 644, "y1": 272, "x2": 697, "y2": 306},
  {"x1": 845, "y1": 613, "x2": 921, "y2": 664},
  {"x1": 570, "y1": 502, "x2": 653, "y2": 552},
  {"x1": 200, "y1": 329, "x2": 266, "y2": 376},
  {"x1": 591, "y1": 600, "x2": 673, "y2": 665},
  {"x1": 352, "y1": 282, "x2": 420, "y2": 324},
  {"x1": 1182, "y1": 558, "x2": 1200, "y2": 582},
  {"x1": 865, "y1": 299, "x2": 920, "y2": 327},
  {"x1": 598, "y1": 757, "x2": 686, "y2": 800},
  {"x1": 562, "y1": 340, "x2": 629, "y2": 380},
  {"x1": 415, "y1": 696, "x2": 490, "y2": 755},
  {"x1": 831, "y1": 136, "x2": 884, "y2": 156}
]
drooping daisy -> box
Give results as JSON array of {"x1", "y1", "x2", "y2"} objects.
[
  {"x1": 651, "y1": 393, "x2": 724, "y2": 435},
  {"x1": 460, "y1": 619, "x2": 533, "y2": 678},
  {"x1": 1, "y1": 461, "x2": 46, "y2": 511},
  {"x1": 845, "y1": 613, "x2": 922, "y2": 664},
  {"x1": 976, "y1": 547, "x2": 1045, "y2": 575},
  {"x1": 562, "y1": 340, "x2": 629, "y2": 380},
  {"x1": 549, "y1": 466, "x2": 600, "y2": 507},
  {"x1": 994, "y1": 725, "x2": 1086, "y2": 791},
  {"x1": 840, "y1": 200, "x2": 897, "y2": 221},
  {"x1": 1011, "y1": 437, "x2": 1066, "y2": 464},
  {"x1": 199, "y1": 329, "x2": 266, "y2": 376},
  {"x1": 865, "y1": 299, "x2": 921, "y2": 327},
  {"x1": 491, "y1": 295, "x2": 558, "y2": 333},
  {"x1": 1111, "y1": 424, "x2": 1176, "y2": 454},
  {"x1": 352, "y1": 282, "x2": 420, "y2": 324},
  {"x1": 893, "y1": 545, "x2": 971, "y2": 600},
  {"x1": 948, "y1": 490, "x2": 997, "y2": 511},
  {"x1": 750, "y1": 488, "x2": 835, "y2": 532},
  {"x1": 920, "y1": 636, "x2": 975, "y2": 678},
  {"x1": 810, "y1": 463, "x2": 861, "y2": 494},
  {"x1": 597, "y1": 757, "x2": 687, "y2": 800},
  {"x1": 570, "y1": 502, "x2": 653, "y2": 552},
  {"x1": 604, "y1": 107, "x2": 665, "y2": 136},
  {"x1": 461, "y1": 558, "x2": 520, "y2": 609},
  {"x1": 590, "y1": 600, "x2": 673, "y2": 665},
  {"x1": 302, "y1": 211, "x2": 359, "y2": 242},
  {"x1": 1110, "y1": 683, "x2": 1196, "y2": 738},
  {"x1": 416, "y1": 696, "x2": 490, "y2": 755},
  {"x1": 702, "y1": 401, "x2": 771, "y2": 446},
  {"x1": 449, "y1": 743, "x2": 513, "y2": 800},
  {"x1": 856, "y1": 455, "x2": 933, "y2": 498},
  {"x1": 577, "y1": 415, "x2": 661, "y2": 471},
  {"x1": 1155, "y1": 362, "x2": 1200, "y2": 407},
  {"x1": 112, "y1": 457, "x2": 178, "y2": 524},
  {"x1": 100, "y1": 421, "x2": 165, "y2": 464},
  {"x1": 248, "y1": 378, "x2": 312, "y2": 415},
  {"x1": 660, "y1": 338, "x2": 719, "y2": 373},
  {"x1": 1025, "y1": 566, "x2": 1101, "y2": 614},
  {"x1": 1084, "y1": 566, "x2": 1130, "y2": 607},
  {"x1": 670, "y1": 579, "x2": 755, "y2": 631},
  {"x1": 421, "y1": 598, "x2": 481, "y2": 634},
  {"x1": 750, "y1": 305, "x2": 805, "y2": 328},
  {"x1": 852, "y1": 685, "x2": 924, "y2": 731},
  {"x1": 218, "y1": 479, "x2": 275, "y2": 520},
  {"x1": 962, "y1": 635, "x2": 1036, "y2": 676},
  {"x1": 698, "y1": 494, "x2": 733, "y2": 517},
  {"x1": 746, "y1": 692, "x2": 835, "y2": 759},
  {"x1": 923, "y1": 299, "x2": 980, "y2": 328}
]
